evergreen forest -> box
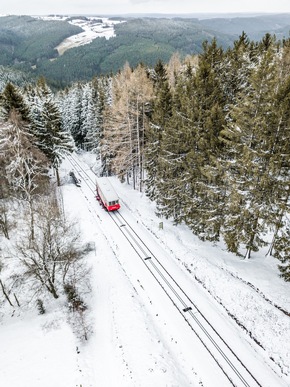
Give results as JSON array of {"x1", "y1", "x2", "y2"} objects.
[
  {"x1": 0, "y1": 14, "x2": 289, "y2": 87},
  {"x1": 1, "y1": 32, "x2": 290, "y2": 282}
]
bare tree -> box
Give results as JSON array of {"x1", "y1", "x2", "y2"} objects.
[
  {"x1": 0, "y1": 202, "x2": 11, "y2": 239},
  {"x1": 68, "y1": 307, "x2": 93, "y2": 342},
  {"x1": 64, "y1": 283, "x2": 92, "y2": 341},
  {"x1": 0, "y1": 278, "x2": 14, "y2": 307},
  {"x1": 13, "y1": 195, "x2": 90, "y2": 300},
  {"x1": 0, "y1": 252, "x2": 14, "y2": 307},
  {"x1": 103, "y1": 63, "x2": 153, "y2": 190},
  {"x1": 166, "y1": 52, "x2": 182, "y2": 89}
]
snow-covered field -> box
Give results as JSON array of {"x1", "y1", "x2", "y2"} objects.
[
  {"x1": 1, "y1": 151, "x2": 290, "y2": 387},
  {"x1": 0, "y1": 14, "x2": 122, "y2": 56},
  {"x1": 38, "y1": 15, "x2": 124, "y2": 55}
]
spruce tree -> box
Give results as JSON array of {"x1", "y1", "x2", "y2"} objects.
[
  {"x1": 154, "y1": 73, "x2": 191, "y2": 222},
  {"x1": 24, "y1": 79, "x2": 75, "y2": 185},
  {"x1": 145, "y1": 60, "x2": 172, "y2": 200},
  {"x1": 80, "y1": 83, "x2": 96, "y2": 150},
  {"x1": 0, "y1": 110, "x2": 49, "y2": 239},
  {"x1": 273, "y1": 221, "x2": 290, "y2": 282},
  {"x1": 222, "y1": 32, "x2": 255, "y2": 106},
  {"x1": 182, "y1": 41, "x2": 226, "y2": 240},
  {"x1": 221, "y1": 35, "x2": 280, "y2": 257},
  {"x1": 41, "y1": 98, "x2": 74, "y2": 184},
  {"x1": 60, "y1": 83, "x2": 83, "y2": 147},
  {"x1": 268, "y1": 61, "x2": 290, "y2": 270},
  {"x1": 0, "y1": 82, "x2": 31, "y2": 122}
]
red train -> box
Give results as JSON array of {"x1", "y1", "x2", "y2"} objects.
[{"x1": 96, "y1": 177, "x2": 120, "y2": 211}]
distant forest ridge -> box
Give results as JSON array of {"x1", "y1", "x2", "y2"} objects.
[
  {"x1": 0, "y1": 13, "x2": 289, "y2": 88},
  {"x1": 107, "y1": 12, "x2": 290, "y2": 19}
]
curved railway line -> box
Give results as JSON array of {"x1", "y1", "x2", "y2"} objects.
[{"x1": 66, "y1": 153, "x2": 284, "y2": 387}]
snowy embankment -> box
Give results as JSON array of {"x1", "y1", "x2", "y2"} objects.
[
  {"x1": 0, "y1": 151, "x2": 289, "y2": 387},
  {"x1": 115, "y1": 180, "x2": 290, "y2": 378}
]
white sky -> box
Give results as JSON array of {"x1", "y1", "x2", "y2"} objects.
[{"x1": 2, "y1": 0, "x2": 290, "y2": 16}]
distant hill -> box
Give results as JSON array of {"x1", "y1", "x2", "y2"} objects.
[
  {"x1": 0, "y1": 15, "x2": 82, "y2": 77},
  {"x1": 36, "y1": 17, "x2": 233, "y2": 86},
  {"x1": 0, "y1": 65, "x2": 32, "y2": 91},
  {"x1": 199, "y1": 13, "x2": 290, "y2": 40},
  {"x1": 0, "y1": 14, "x2": 289, "y2": 88}
]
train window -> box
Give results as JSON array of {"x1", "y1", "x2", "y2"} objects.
[{"x1": 108, "y1": 200, "x2": 118, "y2": 206}]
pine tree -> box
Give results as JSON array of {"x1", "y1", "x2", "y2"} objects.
[
  {"x1": 222, "y1": 32, "x2": 255, "y2": 106},
  {"x1": 92, "y1": 77, "x2": 112, "y2": 175},
  {"x1": 154, "y1": 73, "x2": 191, "y2": 222},
  {"x1": 221, "y1": 35, "x2": 280, "y2": 257},
  {"x1": 25, "y1": 80, "x2": 75, "y2": 186},
  {"x1": 145, "y1": 60, "x2": 172, "y2": 200},
  {"x1": 273, "y1": 220, "x2": 290, "y2": 282},
  {"x1": 153, "y1": 66, "x2": 195, "y2": 224},
  {"x1": 267, "y1": 49, "x2": 290, "y2": 267},
  {"x1": 41, "y1": 98, "x2": 74, "y2": 185},
  {"x1": 60, "y1": 83, "x2": 83, "y2": 147},
  {"x1": 80, "y1": 83, "x2": 96, "y2": 150},
  {"x1": 0, "y1": 82, "x2": 31, "y2": 122},
  {"x1": 152, "y1": 41, "x2": 227, "y2": 240},
  {"x1": 0, "y1": 110, "x2": 49, "y2": 240},
  {"x1": 92, "y1": 78, "x2": 108, "y2": 157},
  {"x1": 182, "y1": 41, "x2": 226, "y2": 240}
]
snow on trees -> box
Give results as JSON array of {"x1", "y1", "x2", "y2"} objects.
[
  {"x1": 0, "y1": 82, "x2": 31, "y2": 122},
  {"x1": 221, "y1": 36, "x2": 288, "y2": 259},
  {"x1": 12, "y1": 195, "x2": 90, "y2": 300},
  {"x1": 0, "y1": 111, "x2": 49, "y2": 240},
  {"x1": 145, "y1": 60, "x2": 173, "y2": 201},
  {"x1": 3, "y1": 192, "x2": 93, "y2": 339},
  {"x1": 58, "y1": 83, "x2": 83, "y2": 147},
  {"x1": 26, "y1": 80, "x2": 75, "y2": 186},
  {"x1": 1, "y1": 32, "x2": 289, "y2": 280}
]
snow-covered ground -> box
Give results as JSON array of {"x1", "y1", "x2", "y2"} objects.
[
  {"x1": 37, "y1": 15, "x2": 124, "y2": 55},
  {"x1": 1, "y1": 151, "x2": 290, "y2": 387}
]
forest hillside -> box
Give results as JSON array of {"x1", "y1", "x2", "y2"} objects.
[
  {"x1": 0, "y1": 16, "x2": 290, "y2": 386},
  {"x1": 0, "y1": 13, "x2": 289, "y2": 87},
  {"x1": 1, "y1": 31, "x2": 290, "y2": 279}
]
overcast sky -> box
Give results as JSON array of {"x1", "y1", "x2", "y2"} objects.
[{"x1": 2, "y1": 0, "x2": 290, "y2": 16}]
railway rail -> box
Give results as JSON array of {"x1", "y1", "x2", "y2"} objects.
[{"x1": 66, "y1": 153, "x2": 283, "y2": 387}]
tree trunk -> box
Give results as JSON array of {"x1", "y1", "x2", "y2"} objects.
[
  {"x1": 0, "y1": 213, "x2": 10, "y2": 239},
  {"x1": 55, "y1": 168, "x2": 61, "y2": 187},
  {"x1": 0, "y1": 279, "x2": 14, "y2": 307},
  {"x1": 29, "y1": 198, "x2": 35, "y2": 243},
  {"x1": 47, "y1": 282, "x2": 59, "y2": 299},
  {"x1": 244, "y1": 215, "x2": 259, "y2": 259},
  {"x1": 266, "y1": 186, "x2": 290, "y2": 257},
  {"x1": 244, "y1": 248, "x2": 251, "y2": 260}
]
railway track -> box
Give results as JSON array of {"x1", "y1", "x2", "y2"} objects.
[
  {"x1": 110, "y1": 210, "x2": 263, "y2": 387},
  {"x1": 66, "y1": 153, "x2": 283, "y2": 387}
]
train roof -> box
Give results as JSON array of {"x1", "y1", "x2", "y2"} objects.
[{"x1": 96, "y1": 177, "x2": 119, "y2": 201}]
